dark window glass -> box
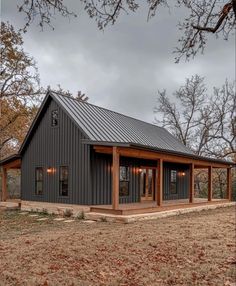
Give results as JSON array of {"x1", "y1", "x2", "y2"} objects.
[
  {"x1": 51, "y1": 110, "x2": 58, "y2": 127},
  {"x1": 59, "y1": 166, "x2": 69, "y2": 196},
  {"x1": 119, "y1": 166, "x2": 130, "y2": 197},
  {"x1": 35, "y1": 167, "x2": 43, "y2": 195},
  {"x1": 170, "y1": 170, "x2": 177, "y2": 194}
]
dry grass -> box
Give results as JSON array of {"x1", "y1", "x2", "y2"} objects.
[{"x1": 0, "y1": 206, "x2": 235, "y2": 286}]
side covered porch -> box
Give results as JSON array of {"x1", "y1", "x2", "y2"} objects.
[
  {"x1": 0, "y1": 155, "x2": 21, "y2": 202},
  {"x1": 91, "y1": 145, "x2": 233, "y2": 215}
]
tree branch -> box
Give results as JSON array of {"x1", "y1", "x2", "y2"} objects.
[{"x1": 192, "y1": 2, "x2": 233, "y2": 33}]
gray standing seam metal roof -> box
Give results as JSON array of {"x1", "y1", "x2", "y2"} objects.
[{"x1": 52, "y1": 92, "x2": 194, "y2": 156}]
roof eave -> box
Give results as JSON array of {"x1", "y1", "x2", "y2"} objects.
[
  {"x1": 83, "y1": 140, "x2": 234, "y2": 166},
  {"x1": 19, "y1": 90, "x2": 51, "y2": 154}
]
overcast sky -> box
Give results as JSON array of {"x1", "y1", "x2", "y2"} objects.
[{"x1": 2, "y1": 1, "x2": 235, "y2": 123}]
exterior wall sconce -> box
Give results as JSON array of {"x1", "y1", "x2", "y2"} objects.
[
  {"x1": 138, "y1": 168, "x2": 142, "y2": 173},
  {"x1": 47, "y1": 167, "x2": 56, "y2": 174},
  {"x1": 179, "y1": 171, "x2": 186, "y2": 176}
]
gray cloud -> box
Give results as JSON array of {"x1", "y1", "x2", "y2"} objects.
[{"x1": 2, "y1": 1, "x2": 235, "y2": 123}]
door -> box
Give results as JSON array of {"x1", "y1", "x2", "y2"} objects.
[{"x1": 140, "y1": 168, "x2": 156, "y2": 201}]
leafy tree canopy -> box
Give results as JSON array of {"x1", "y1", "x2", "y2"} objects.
[{"x1": 0, "y1": 21, "x2": 42, "y2": 159}]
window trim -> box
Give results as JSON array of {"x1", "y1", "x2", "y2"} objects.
[
  {"x1": 35, "y1": 167, "x2": 43, "y2": 196},
  {"x1": 59, "y1": 166, "x2": 69, "y2": 197},
  {"x1": 119, "y1": 166, "x2": 130, "y2": 197},
  {"x1": 170, "y1": 169, "x2": 178, "y2": 195}
]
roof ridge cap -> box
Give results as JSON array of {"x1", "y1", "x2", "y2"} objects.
[{"x1": 51, "y1": 91, "x2": 165, "y2": 131}]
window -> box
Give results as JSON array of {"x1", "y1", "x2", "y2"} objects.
[
  {"x1": 59, "y1": 166, "x2": 69, "y2": 196},
  {"x1": 170, "y1": 170, "x2": 177, "y2": 194},
  {"x1": 51, "y1": 110, "x2": 58, "y2": 127},
  {"x1": 35, "y1": 167, "x2": 43, "y2": 195},
  {"x1": 119, "y1": 166, "x2": 130, "y2": 197}
]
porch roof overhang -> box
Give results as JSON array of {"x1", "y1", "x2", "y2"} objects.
[
  {"x1": 85, "y1": 140, "x2": 234, "y2": 168},
  {"x1": 0, "y1": 154, "x2": 21, "y2": 169}
]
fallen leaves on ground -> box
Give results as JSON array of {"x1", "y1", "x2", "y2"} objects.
[{"x1": 0, "y1": 207, "x2": 235, "y2": 286}]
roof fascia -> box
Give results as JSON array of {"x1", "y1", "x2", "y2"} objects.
[
  {"x1": 81, "y1": 139, "x2": 131, "y2": 148},
  {"x1": 19, "y1": 91, "x2": 51, "y2": 154},
  {"x1": 84, "y1": 140, "x2": 233, "y2": 166},
  {"x1": 0, "y1": 154, "x2": 21, "y2": 166}
]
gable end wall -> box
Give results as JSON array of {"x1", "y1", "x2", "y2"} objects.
[{"x1": 21, "y1": 98, "x2": 91, "y2": 204}]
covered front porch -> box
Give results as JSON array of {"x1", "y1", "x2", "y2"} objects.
[{"x1": 93, "y1": 145, "x2": 232, "y2": 215}]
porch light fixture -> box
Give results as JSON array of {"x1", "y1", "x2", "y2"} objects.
[
  {"x1": 47, "y1": 167, "x2": 55, "y2": 174},
  {"x1": 179, "y1": 171, "x2": 185, "y2": 176}
]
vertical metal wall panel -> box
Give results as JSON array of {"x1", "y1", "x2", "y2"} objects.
[
  {"x1": 163, "y1": 163, "x2": 190, "y2": 200},
  {"x1": 90, "y1": 154, "x2": 158, "y2": 205},
  {"x1": 21, "y1": 98, "x2": 91, "y2": 205}
]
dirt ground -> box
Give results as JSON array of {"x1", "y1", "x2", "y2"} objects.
[{"x1": 0, "y1": 206, "x2": 235, "y2": 286}]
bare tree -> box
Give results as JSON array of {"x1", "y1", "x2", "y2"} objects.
[
  {"x1": 204, "y1": 81, "x2": 236, "y2": 160},
  {"x1": 154, "y1": 75, "x2": 235, "y2": 161},
  {"x1": 174, "y1": 0, "x2": 236, "y2": 62},
  {"x1": 154, "y1": 75, "x2": 211, "y2": 155},
  {"x1": 154, "y1": 76, "x2": 235, "y2": 199},
  {"x1": 16, "y1": 1, "x2": 236, "y2": 61},
  {"x1": 18, "y1": 0, "x2": 77, "y2": 32}
]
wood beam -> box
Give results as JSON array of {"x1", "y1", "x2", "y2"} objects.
[
  {"x1": 2, "y1": 159, "x2": 21, "y2": 169},
  {"x1": 157, "y1": 158, "x2": 163, "y2": 206},
  {"x1": 208, "y1": 166, "x2": 213, "y2": 202},
  {"x1": 226, "y1": 168, "x2": 232, "y2": 201},
  {"x1": 93, "y1": 146, "x2": 230, "y2": 168},
  {"x1": 1, "y1": 168, "x2": 7, "y2": 202},
  {"x1": 112, "y1": 147, "x2": 120, "y2": 210},
  {"x1": 189, "y1": 163, "x2": 194, "y2": 203}
]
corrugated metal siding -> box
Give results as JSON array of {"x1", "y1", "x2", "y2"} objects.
[
  {"x1": 163, "y1": 163, "x2": 190, "y2": 200},
  {"x1": 90, "y1": 153, "x2": 142, "y2": 205},
  {"x1": 90, "y1": 157, "x2": 190, "y2": 204},
  {"x1": 52, "y1": 92, "x2": 193, "y2": 155},
  {"x1": 21, "y1": 98, "x2": 91, "y2": 204}
]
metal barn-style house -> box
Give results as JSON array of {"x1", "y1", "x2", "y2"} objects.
[{"x1": 0, "y1": 91, "x2": 233, "y2": 215}]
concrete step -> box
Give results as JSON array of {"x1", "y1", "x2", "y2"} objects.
[{"x1": 0, "y1": 201, "x2": 21, "y2": 211}]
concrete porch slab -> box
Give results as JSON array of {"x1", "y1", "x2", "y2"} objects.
[{"x1": 85, "y1": 202, "x2": 236, "y2": 223}]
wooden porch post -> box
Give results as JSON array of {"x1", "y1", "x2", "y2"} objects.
[
  {"x1": 145, "y1": 168, "x2": 149, "y2": 199},
  {"x1": 189, "y1": 163, "x2": 194, "y2": 203},
  {"x1": 112, "y1": 147, "x2": 120, "y2": 210},
  {"x1": 157, "y1": 158, "x2": 163, "y2": 206},
  {"x1": 1, "y1": 168, "x2": 7, "y2": 202},
  {"x1": 208, "y1": 166, "x2": 213, "y2": 202},
  {"x1": 226, "y1": 168, "x2": 232, "y2": 201}
]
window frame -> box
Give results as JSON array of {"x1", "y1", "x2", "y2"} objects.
[
  {"x1": 170, "y1": 169, "x2": 178, "y2": 195},
  {"x1": 59, "y1": 166, "x2": 69, "y2": 197},
  {"x1": 119, "y1": 166, "x2": 130, "y2": 197},
  {"x1": 51, "y1": 109, "x2": 59, "y2": 127},
  {"x1": 35, "y1": 167, "x2": 43, "y2": 196}
]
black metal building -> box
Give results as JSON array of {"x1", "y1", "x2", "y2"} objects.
[{"x1": 16, "y1": 91, "x2": 196, "y2": 205}]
